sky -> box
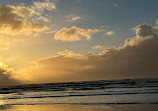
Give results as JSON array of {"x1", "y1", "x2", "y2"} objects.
[{"x1": 0, "y1": 0, "x2": 158, "y2": 86}]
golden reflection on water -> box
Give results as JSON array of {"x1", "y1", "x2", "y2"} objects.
[
  {"x1": 1, "y1": 105, "x2": 103, "y2": 111},
  {"x1": 1, "y1": 104, "x2": 158, "y2": 111}
]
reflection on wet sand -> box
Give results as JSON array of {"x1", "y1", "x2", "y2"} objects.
[
  {"x1": 0, "y1": 104, "x2": 158, "y2": 111},
  {"x1": 0, "y1": 100, "x2": 4, "y2": 106}
]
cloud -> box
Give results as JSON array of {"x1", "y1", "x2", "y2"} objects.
[
  {"x1": 92, "y1": 45, "x2": 104, "y2": 49},
  {"x1": 105, "y1": 31, "x2": 115, "y2": 36},
  {"x1": 71, "y1": 16, "x2": 81, "y2": 21},
  {"x1": 113, "y1": 4, "x2": 118, "y2": 7},
  {"x1": 32, "y1": 0, "x2": 56, "y2": 13},
  {"x1": 88, "y1": 29, "x2": 105, "y2": 33},
  {"x1": 57, "y1": 50, "x2": 82, "y2": 58},
  {"x1": 66, "y1": 15, "x2": 81, "y2": 21},
  {"x1": 0, "y1": 36, "x2": 11, "y2": 50},
  {"x1": 36, "y1": 16, "x2": 49, "y2": 22},
  {"x1": 0, "y1": 3, "x2": 48, "y2": 35},
  {"x1": 0, "y1": 63, "x2": 22, "y2": 86},
  {"x1": 30, "y1": 0, "x2": 56, "y2": 22},
  {"x1": 54, "y1": 26, "x2": 91, "y2": 41},
  {"x1": 23, "y1": 24, "x2": 158, "y2": 83}
]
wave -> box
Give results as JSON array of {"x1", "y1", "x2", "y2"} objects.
[{"x1": 0, "y1": 78, "x2": 158, "y2": 105}]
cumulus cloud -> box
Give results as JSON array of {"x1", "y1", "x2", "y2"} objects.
[
  {"x1": 105, "y1": 31, "x2": 115, "y2": 36},
  {"x1": 23, "y1": 24, "x2": 158, "y2": 83},
  {"x1": 0, "y1": 3, "x2": 48, "y2": 35},
  {"x1": 54, "y1": 26, "x2": 91, "y2": 41}
]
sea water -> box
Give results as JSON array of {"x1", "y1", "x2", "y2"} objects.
[{"x1": 0, "y1": 78, "x2": 158, "y2": 105}]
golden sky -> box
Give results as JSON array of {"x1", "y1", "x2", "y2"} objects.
[{"x1": 0, "y1": 0, "x2": 158, "y2": 86}]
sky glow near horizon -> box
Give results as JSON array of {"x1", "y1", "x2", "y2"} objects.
[{"x1": 0, "y1": 0, "x2": 158, "y2": 86}]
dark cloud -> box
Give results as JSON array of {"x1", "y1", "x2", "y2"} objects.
[{"x1": 0, "y1": 67, "x2": 21, "y2": 87}]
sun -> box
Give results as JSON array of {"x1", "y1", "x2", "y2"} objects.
[{"x1": 0, "y1": 62, "x2": 3, "y2": 66}]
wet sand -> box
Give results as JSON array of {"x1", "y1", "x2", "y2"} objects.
[{"x1": 0, "y1": 104, "x2": 158, "y2": 111}]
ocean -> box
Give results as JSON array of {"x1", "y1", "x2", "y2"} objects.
[
  {"x1": 0, "y1": 78, "x2": 158, "y2": 110},
  {"x1": 0, "y1": 78, "x2": 158, "y2": 105}
]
